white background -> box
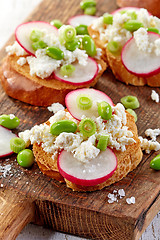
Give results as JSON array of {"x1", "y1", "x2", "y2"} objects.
[{"x1": 0, "y1": 0, "x2": 160, "y2": 239}]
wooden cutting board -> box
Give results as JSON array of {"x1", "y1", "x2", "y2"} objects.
[{"x1": 0, "y1": 0, "x2": 160, "y2": 239}]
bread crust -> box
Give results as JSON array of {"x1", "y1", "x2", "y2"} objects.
[
  {"x1": 88, "y1": 25, "x2": 160, "y2": 87},
  {"x1": 0, "y1": 54, "x2": 107, "y2": 106},
  {"x1": 33, "y1": 112, "x2": 143, "y2": 192}
]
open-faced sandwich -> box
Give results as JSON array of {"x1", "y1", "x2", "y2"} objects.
[
  {"x1": 19, "y1": 88, "x2": 143, "y2": 191},
  {"x1": 0, "y1": 21, "x2": 106, "y2": 106},
  {"x1": 88, "y1": 7, "x2": 160, "y2": 86}
]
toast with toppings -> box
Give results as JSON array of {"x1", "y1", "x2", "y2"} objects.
[
  {"x1": 0, "y1": 54, "x2": 106, "y2": 106},
  {"x1": 19, "y1": 89, "x2": 143, "y2": 192},
  {"x1": 88, "y1": 7, "x2": 160, "y2": 86},
  {"x1": 0, "y1": 21, "x2": 107, "y2": 106}
]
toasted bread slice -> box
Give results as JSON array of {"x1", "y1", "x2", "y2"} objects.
[
  {"x1": 33, "y1": 112, "x2": 143, "y2": 192},
  {"x1": 0, "y1": 54, "x2": 107, "y2": 106},
  {"x1": 88, "y1": 25, "x2": 160, "y2": 87}
]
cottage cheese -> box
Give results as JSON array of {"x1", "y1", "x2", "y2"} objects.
[
  {"x1": 145, "y1": 128, "x2": 160, "y2": 141},
  {"x1": 47, "y1": 103, "x2": 65, "y2": 113},
  {"x1": 17, "y1": 57, "x2": 27, "y2": 66},
  {"x1": 151, "y1": 90, "x2": 159, "y2": 103},
  {"x1": 134, "y1": 28, "x2": 149, "y2": 52},
  {"x1": 138, "y1": 136, "x2": 160, "y2": 153},
  {"x1": 27, "y1": 49, "x2": 61, "y2": 79},
  {"x1": 6, "y1": 41, "x2": 27, "y2": 56},
  {"x1": 74, "y1": 135, "x2": 100, "y2": 163}
]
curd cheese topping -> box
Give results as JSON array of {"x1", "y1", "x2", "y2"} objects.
[
  {"x1": 139, "y1": 128, "x2": 160, "y2": 153},
  {"x1": 19, "y1": 102, "x2": 136, "y2": 163}
]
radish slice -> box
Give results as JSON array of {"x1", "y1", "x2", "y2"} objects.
[
  {"x1": 121, "y1": 32, "x2": 160, "y2": 77},
  {"x1": 15, "y1": 21, "x2": 58, "y2": 56},
  {"x1": 65, "y1": 88, "x2": 114, "y2": 120},
  {"x1": 0, "y1": 126, "x2": 17, "y2": 158},
  {"x1": 58, "y1": 148, "x2": 117, "y2": 186},
  {"x1": 54, "y1": 57, "x2": 98, "y2": 85},
  {"x1": 111, "y1": 7, "x2": 151, "y2": 15},
  {"x1": 68, "y1": 15, "x2": 98, "y2": 27}
]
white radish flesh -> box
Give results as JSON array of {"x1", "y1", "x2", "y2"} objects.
[
  {"x1": 0, "y1": 126, "x2": 17, "y2": 158},
  {"x1": 54, "y1": 57, "x2": 98, "y2": 85},
  {"x1": 58, "y1": 148, "x2": 117, "y2": 186},
  {"x1": 15, "y1": 21, "x2": 58, "y2": 56},
  {"x1": 68, "y1": 15, "x2": 98, "y2": 27},
  {"x1": 121, "y1": 33, "x2": 160, "y2": 77},
  {"x1": 65, "y1": 88, "x2": 114, "y2": 120}
]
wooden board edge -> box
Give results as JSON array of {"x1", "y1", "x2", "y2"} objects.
[{"x1": 134, "y1": 191, "x2": 160, "y2": 240}]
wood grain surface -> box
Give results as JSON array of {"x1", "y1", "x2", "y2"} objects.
[{"x1": 0, "y1": 0, "x2": 160, "y2": 239}]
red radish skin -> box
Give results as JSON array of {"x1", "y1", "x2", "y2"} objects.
[
  {"x1": 65, "y1": 88, "x2": 114, "y2": 121},
  {"x1": 121, "y1": 32, "x2": 160, "y2": 77},
  {"x1": 54, "y1": 57, "x2": 98, "y2": 85},
  {"x1": 58, "y1": 148, "x2": 117, "y2": 187},
  {"x1": 0, "y1": 126, "x2": 17, "y2": 158},
  {"x1": 68, "y1": 15, "x2": 98, "y2": 27},
  {"x1": 111, "y1": 7, "x2": 151, "y2": 15},
  {"x1": 15, "y1": 21, "x2": 58, "y2": 56}
]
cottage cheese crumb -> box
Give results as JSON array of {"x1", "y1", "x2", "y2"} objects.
[
  {"x1": 27, "y1": 49, "x2": 61, "y2": 79},
  {"x1": 6, "y1": 41, "x2": 27, "y2": 56},
  {"x1": 55, "y1": 132, "x2": 83, "y2": 152},
  {"x1": 47, "y1": 103, "x2": 65, "y2": 113},
  {"x1": 134, "y1": 28, "x2": 149, "y2": 52},
  {"x1": 145, "y1": 128, "x2": 160, "y2": 141},
  {"x1": 17, "y1": 57, "x2": 27, "y2": 66},
  {"x1": 151, "y1": 90, "x2": 159, "y2": 103},
  {"x1": 139, "y1": 136, "x2": 160, "y2": 153},
  {"x1": 74, "y1": 135, "x2": 100, "y2": 163}
]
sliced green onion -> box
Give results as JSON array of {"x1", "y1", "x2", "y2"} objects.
[
  {"x1": 120, "y1": 10, "x2": 126, "y2": 14},
  {"x1": 79, "y1": 118, "x2": 96, "y2": 137},
  {"x1": 59, "y1": 25, "x2": 76, "y2": 44},
  {"x1": 97, "y1": 101, "x2": 112, "y2": 120},
  {"x1": 107, "y1": 41, "x2": 121, "y2": 54},
  {"x1": 32, "y1": 40, "x2": 47, "y2": 51},
  {"x1": 97, "y1": 135, "x2": 110, "y2": 151},
  {"x1": 76, "y1": 94, "x2": 92, "y2": 110},
  {"x1": 0, "y1": 114, "x2": 20, "y2": 129},
  {"x1": 46, "y1": 46, "x2": 64, "y2": 60},
  {"x1": 60, "y1": 64, "x2": 75, "y2": 77},
  {"x1": 121, "y1": 96, "x2": 140, "y2": 109},
  {"x1": 84, "y1": 6, "x2": 96, "y2": 15},
  {"x1": 10, "y1": 137, "x2": 26, "y2": 154},
  {"x1": 103, "y1": 13, "x2": 113, "y2": 25},
  {"x1": 126, "y1": 109, "x2": 137, "y2": 122},
  {"x1": 80, "y1": 0, "x2": 96, "y2": 10},
  {"x1": 82, "y1": 35, "x2": 97, "y2": 57},
  {"x1": 124, "y1": 20, "x2": 144, "y2": 32},
  {"x1": 30, "y1": 29, "x2": 43, "y2": 42},
  {"x1": 50, "y1": 19, "x2": 63, "y2": 29},
  {"x1": 75, "y1": 25, "x2": 89, "y2": 35},
  {"x1": 50, "y1": 120, "x2": 77, "y2": 136},
  {"x1": 17, "y1": 149, "x2": 34, "y2": 168},
  {"x1": 127, "y1": 11, "x2": 137, "y2": 20},
  {"x1": 147, "y1": 27, "x2": 159, "y2": 34},
  {"x1": 65, "y1": 38, "x2": 81, "y2": 51}
]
